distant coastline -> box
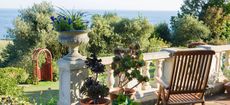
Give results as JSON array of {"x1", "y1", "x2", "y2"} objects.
[{"x1": 0, "y1": 8, "x2": 177, "y2": 39}]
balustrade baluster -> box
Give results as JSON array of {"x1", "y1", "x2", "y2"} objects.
[
  {"x1": 156, "y1": 59, "x2": 164, "y2": 89},
  {"x1": 142, "y1": 61, "x2": 152, "y2": 90}
]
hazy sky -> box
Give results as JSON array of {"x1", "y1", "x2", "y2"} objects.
[{"x1": 0, "y1": 0, "x2": 183, "y2": 11}]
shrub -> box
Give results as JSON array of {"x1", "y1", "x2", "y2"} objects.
[
  {"x1": 0, "y1": 67, "x2": 29, "y2": 84},
  {"x1": 147, "y1": 37, "x2": 170, "y2": 52},
  {"x1": 154, "y1": 23, "x2": 171, "y2": 42},
  {"x1": 0, "y1": 77, "x2": 23, "y2": 97},
  {"x1": 88, "y1": 13, "x2": 121, "y2": 56},
  {"x1": 171, "y1": 15, "x2": 210, "y2": 46},
  {"x1": 114, "y1": 17, "x2": 154, "y2": 51},
  {"x1": 88, "y1": 13, "x2": 159, "y2": 56},
  {"x1": 0, "y1": 95, "x2": 30, "y2": 105}
]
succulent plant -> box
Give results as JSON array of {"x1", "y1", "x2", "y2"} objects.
[
  {"x1": 80, "y1": 53, "x2": 109, "y2": 103},
  {"x1": 111, "y1": 43, "x2": 149, "y2": 90}
]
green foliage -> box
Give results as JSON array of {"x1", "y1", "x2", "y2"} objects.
[
  {"x1": 114, "y1": 17, "x2": 154, "y2": 51},
  {"x1": 111, "y1": 43, "x2": 149, "y2": 89},
  {"x1": 51, "y1": 8, "x2": 88, "y2": 31},
  {"x1": 112, "y1": 94, "x2": 139, "y2": 105},
  {"x1": 0, "y1": 1, "x2": 66, "y2": 71},
  {"x1": 224, "y1": 69, "x2": 230, "y2": 80},
  {"x1": 88, "y1": 13, "x2": 121, "y2": 56},
  {"x1": 154, "y1": 23, "x2": 171, "y2": 42},
  {"x1": 0, "y1": 96, "x2": 30, "y2": 105},
  {"x1": 0, "y1": 77, "x2": 22, "y2": 97},
  {"x1": 171, "y1": 15, "x2": 210, "y2": 46},
  {"x1": 0, "y1": 67, "x2": 29, "y2": 84},
  {"x1": 203, "y1": 7, "x2": 228, "y2": 44},
  {"x1": 176, "y1": 0, "x2": 230, "y2": 45},
  {"x1": 147, "y1": 37, "x2": 169, "y2": 52},
  {"x1": 179, "y1": 0, "x2": 205, "y2": 17},
  {"x1": 46, "y1": 97, "x2": 58, "y2": 105},
  {"x1": 88, "y1": 13, "x2": 162, "y2": 56}
]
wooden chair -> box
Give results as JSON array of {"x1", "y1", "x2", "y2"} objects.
[{"x1": 155, "y1": 50, "x2": 215, "y2": 105}]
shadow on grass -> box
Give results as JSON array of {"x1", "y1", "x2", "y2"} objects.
[{"x1": 24, "y1": 89, "x2": 59, "y2": 104}]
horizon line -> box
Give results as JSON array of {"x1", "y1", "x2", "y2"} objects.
[{"x1": 0, "y1": 7, "x2": 179, "y2": 12}]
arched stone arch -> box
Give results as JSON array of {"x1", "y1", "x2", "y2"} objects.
[{"x1": 32, "y1": 48, "x2": 53, "y2": 81}]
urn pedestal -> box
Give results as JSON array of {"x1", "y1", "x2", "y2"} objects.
[{"x1": 58, "y1": 30, "x2": 89, "y2": 105}]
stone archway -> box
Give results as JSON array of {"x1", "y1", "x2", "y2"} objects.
[{"x1": 32, "y1": 48, "x2": 53, "y2": 81}]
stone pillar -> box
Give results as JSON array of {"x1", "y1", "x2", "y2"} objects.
[
  {"x1": 57, "y1": 31, "x2": 89, "y2": 105},
  {"x1": 58, "y1": 59, "x2": 88, "y2": 105}
]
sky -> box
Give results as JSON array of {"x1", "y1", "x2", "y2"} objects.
[{"x1": 0, "y1": 0, "x2": 183, "y2": 11}]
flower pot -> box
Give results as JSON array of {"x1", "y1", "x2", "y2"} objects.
[
  {"x1": 124, "y1": 88, "x2": 136, "y2": 99},
  {"x1": 224, "y1": 82, "x2": 230, "y2": 94},
  {"x1": 58, "y1": 30, "x2": 89, "y2": 61},
  {"x1": 109, "y1": 87, "x2": 123, "y2": 100},
  {"x1": 109, "y1": 87, "x2": 136, "y2": 100},
  {"x1": 80, "y1": 98, "x2": 110, "y2": 105}
]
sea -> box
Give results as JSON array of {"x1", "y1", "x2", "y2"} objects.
[{"x1": 0, "y1": 9, "x2": 177, "y2": 39}]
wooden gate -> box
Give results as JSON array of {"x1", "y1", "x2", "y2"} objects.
[{"x1": 32, "y1": 48, "x2": 53, "y2": 81}]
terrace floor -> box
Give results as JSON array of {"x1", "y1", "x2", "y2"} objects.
[
  {"x1": 136, "y1": 92, "x2": 230, "y2": 105},
  {"x1": 205, "y1": 93, "x2": 230, "y2": 105}
]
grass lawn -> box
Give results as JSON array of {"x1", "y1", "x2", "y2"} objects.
[{"x1": 22, "y1": 81, "x2": 59, "y2": 104}]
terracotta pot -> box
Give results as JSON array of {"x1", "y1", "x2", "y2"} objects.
[
  {"x1": 80, "y1": 98, "x2": 110, "y2": 105},
  {"x1": 109, "y1": 87, "x2": 123, "y2": 100},
  {"x1": 224, "y1": 82, "x2": 230, "y2": 94},
  {"x1": 109, "y1": 87, "x2": 136, "y2": 100},
  {"x1": 124, "y1": 88, "x2": 136, "y2": 99}
]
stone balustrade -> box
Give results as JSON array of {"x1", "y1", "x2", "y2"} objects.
[
  {"x1": 100, "y1": 45, "x2": 230, "y2": 98},
  {"x1": 58, "y1": 44, "x2": 230, "y2": 104}
]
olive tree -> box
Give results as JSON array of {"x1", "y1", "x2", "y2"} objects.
[{"x1": 1, "y1": 2, "x2": 65, "y2": 70}]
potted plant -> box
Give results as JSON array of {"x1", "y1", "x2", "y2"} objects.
[
  {"x1": 80, "y1": 53, "x2": 110, "y2": 105},
  {"x1": 50, "y1": 8, "x2": 89, "y2": 60},
  {"x1": 110, "y1": 43, "x2": 149, "y2": 100}
]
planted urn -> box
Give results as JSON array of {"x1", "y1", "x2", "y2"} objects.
[
  {"x1": 80, "y1": 53, "x2": 110, "y2": 105},
  {"x1": 51, "y1": 9, "x2": 89, "y2": 60}
]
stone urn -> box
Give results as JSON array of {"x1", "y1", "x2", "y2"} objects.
[{"x1": 58, "y1": 30, "x2": 89, "y2": 61}]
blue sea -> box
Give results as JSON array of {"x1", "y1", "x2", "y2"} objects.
[{"x1": 0, "y1": 9, "x2": 177, "y2": 39}]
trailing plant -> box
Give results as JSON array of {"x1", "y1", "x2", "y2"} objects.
[
  {"x1": 50, "y1": 8, "x2": 88, "y2": 31},
  {"x1": 112, "y1": 94, "x2": 139, "y2": 105},
  {"x1": 80, "y1": 53, "x2": 109, "y2": 104},
  {"x1": 111, "y1": 43, "x2": 149, "y2": 90}
]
